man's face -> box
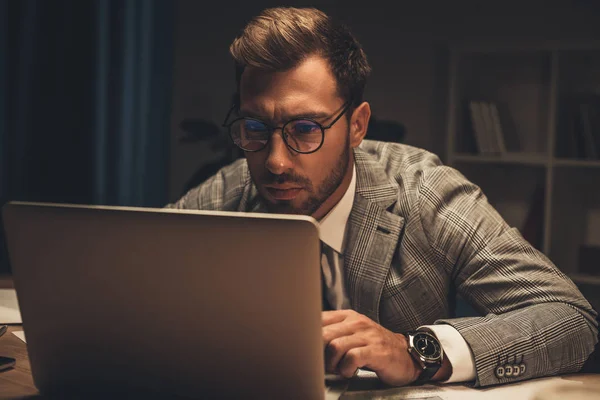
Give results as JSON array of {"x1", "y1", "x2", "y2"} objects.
[{"x1": 239, "y1": 55, "x2": 353, "y2": 219}]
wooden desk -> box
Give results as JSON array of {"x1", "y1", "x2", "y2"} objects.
[
  {"x1": 0, "y1": 276, "x2": 38, "y2": 397},
  {"x1": 0, "y1": 325, "x2": 38, "y2": 398}
]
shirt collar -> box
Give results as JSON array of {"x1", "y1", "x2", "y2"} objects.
[{"x1": 318, "y1": 165, "x2": 356, "y2": 253}]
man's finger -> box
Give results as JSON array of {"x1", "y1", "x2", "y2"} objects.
[
  {"x1": 321, "y1": 310, "x2": 350, "y2": 326},
  {"x1": 338, "y1": 346, "x2": 370, "y2": 378},
  {"x1": 325, "y1": 334, "x2": 367, "y2": 373},
  {"x1": 322, "y1": 320, "x2": 357, "y2": 345}
]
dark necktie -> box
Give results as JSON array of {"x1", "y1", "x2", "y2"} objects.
[{"x1": 321, "y1": 241, "x2": 332, "y2": 311}]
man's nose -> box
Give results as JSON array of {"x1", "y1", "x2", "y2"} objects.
[{"x1": 265, "y1": 131, "x2": 294, "y2": 175}]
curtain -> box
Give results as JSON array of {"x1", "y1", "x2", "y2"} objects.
[{"x1": 1, "y1": 0, "x2": 175, "y2": 272}]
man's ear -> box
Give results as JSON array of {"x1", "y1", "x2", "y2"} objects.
[{"x1": 349, "y1": 102, "x2": 371, "y2": 148}]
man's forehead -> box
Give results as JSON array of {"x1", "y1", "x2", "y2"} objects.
[
  {"x1": 239, "y1": 102, "x2": 332, "y2": 122},
  {"x1": 238, "y1": 58, "x2": 342, "y2": 120},
  {"x1": 239, "y1": 56, "x2": 338, "y2": 99}
]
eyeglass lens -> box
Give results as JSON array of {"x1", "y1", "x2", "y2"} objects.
[{"x1": 230, "y1": 119, "x2": 324, "y2": 153}]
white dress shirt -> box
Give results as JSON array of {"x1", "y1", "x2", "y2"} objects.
[{"x1": 318, "y1": 165, "x2": 476, "y2": 383}]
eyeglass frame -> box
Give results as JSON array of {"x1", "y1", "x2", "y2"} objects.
[{"x1": 221, "y1": 100, "x2": 353, "y2": 154}]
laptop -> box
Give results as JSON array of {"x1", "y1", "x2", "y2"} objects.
[{"x1": 2, "y1": 201, "x2": 328, "y2": 399}]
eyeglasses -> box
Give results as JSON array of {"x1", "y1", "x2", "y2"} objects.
[{"x1": 221, "y1": 101, "x2": 352, "y2": 154}]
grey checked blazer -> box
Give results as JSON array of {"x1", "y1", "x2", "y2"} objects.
[{"x1": 168, "y1": 140, "x2": 598, "y2": 387}]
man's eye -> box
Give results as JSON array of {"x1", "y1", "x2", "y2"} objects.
[
  {"x1": 244, "y1": 121, "x2": 268, "y2": 132},
  {"x1": 289, "y1": 121, "x2": 320, "y2": 134}
]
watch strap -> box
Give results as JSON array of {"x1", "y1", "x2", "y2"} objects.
[{"x1": 413, "y1": 362, "x2": 440, "y2": 385}]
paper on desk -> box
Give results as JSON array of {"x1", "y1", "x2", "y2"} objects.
[
  {"x1": 355, "y1": 369, "x2": 378, "y2": 379},
  {"x1": 12, "y1": 330, "x2": 26, "y2": 343},
  {"x1": 325, "y1": 369, "x2": 379, "y2": 383},
  {"x1": 326, "y1": 369, "x2": 379, "y2": 380},
  {"x1": 0, "y1": 288, "x2": 22, "y2": 324}
]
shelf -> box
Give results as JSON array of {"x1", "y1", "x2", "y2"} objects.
[
  {"x1": 452, "y1": 153, "x2": 548, "y2": 166},
  {"x1": 554, "y1": 159, "x2": 600, "y2": 168},
  {"x1": 448, "y1": 45, "x2": 600, "y2": 282},
  {"x1": 568, "y1": 273, "x2": 600, "y2": 286}
]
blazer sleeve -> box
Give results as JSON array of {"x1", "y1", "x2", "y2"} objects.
[
  {"x1": 416, "y1": 164, "x2": 598, "y2": 387},
  {"x1": 165, "y1": 158, "x2": 251, "y2": 211}
]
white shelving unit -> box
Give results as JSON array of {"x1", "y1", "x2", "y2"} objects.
[{"x1": 445, "y1": 41, "x2": 600, "y2": 295}]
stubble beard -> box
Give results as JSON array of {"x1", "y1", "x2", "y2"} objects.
[{"x1": 261, "y1": 134, "x2": 351, "y2": 216}]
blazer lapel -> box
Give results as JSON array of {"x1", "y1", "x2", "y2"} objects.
[{"x1": 344, "y1": 148, "x2": 405, "y2": 323}]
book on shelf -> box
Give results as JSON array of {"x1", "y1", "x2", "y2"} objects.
[
  {"x1": 467, "y1": 100, "x2": 508, "y2": 155},
  {"x1": 489, "y1": 103, "x2": 508, "y2": 154},
  {"x1": 479, "y1": 102, "x2": 500, "y2": 153},
  {"x1": 469, "y1": 101, "x2": 487, "y2": 154}
]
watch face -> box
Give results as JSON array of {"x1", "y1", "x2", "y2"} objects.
[{"x1": 414, "y1": 332, "x2": 442, "y2": 360}]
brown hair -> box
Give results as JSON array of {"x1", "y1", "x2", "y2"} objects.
[{"x1": 229, "y1": 7, "x2": 371, "y2": 108}]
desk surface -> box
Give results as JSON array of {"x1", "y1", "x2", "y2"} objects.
[
  {"x1": 1, "y1": 274, "x2": 599, "y2": 400},
  {"x1": 0, "y1": 277, "x2": 38, "y2": 398},
  {"x1": 0, "y1": 325, "x2": 38, "y2": 398}
]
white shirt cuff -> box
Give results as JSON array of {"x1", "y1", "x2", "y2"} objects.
[{"x1": 418, "y1": 324, "x2": 476, "y2": 383}]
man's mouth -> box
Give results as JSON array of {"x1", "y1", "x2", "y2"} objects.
[{"x1": 264, "y1": 185, "x2": 303, "y2": 201}]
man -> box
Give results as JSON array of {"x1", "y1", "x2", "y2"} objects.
[{"x1": 169, "y1": 7, "x2": 598, "y2": 387}]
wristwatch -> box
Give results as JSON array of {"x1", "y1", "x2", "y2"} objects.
[{"x1": 405, "y1": 330, "x2": 444, "y2": 384}]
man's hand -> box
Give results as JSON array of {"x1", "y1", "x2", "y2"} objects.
[{"x1": 322, "y1": 309, "x2": 422, "y2": 386}]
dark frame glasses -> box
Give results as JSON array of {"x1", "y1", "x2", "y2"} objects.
[{"x1": 221, "y1": 100, "x2": 353, "y2": 154}]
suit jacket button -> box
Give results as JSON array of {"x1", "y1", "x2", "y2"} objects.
[
  {"x1": 504, "y1": 364, "x2": 513, "y2": 377},
  {"x1": 519, "y1": 363, "x2": 526, "y2": 375},
  {"x1": 512, "y1": 365, "x2": 521, "y2": 377},
  {"x1": 495, "y1": 365, "x2": 505, "y2": 378}
]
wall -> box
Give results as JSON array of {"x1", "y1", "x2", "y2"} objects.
[{"x1": 168, "y1": 0, "x2": 600, "y2": 202}]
